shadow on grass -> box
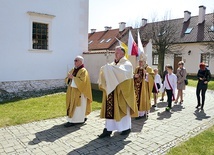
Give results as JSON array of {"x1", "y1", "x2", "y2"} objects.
[
  {"x1": 0, "y1": 88, "x2": 66, "y2": 104},
  {"x1": 92, "y1": 89, "x2": 102, "y2": 103},
  {"x1": 1, "y1": 89, "x2": 103, "y2": 105},
  {"x1": 28, "y1": 123, "x2": 86, "y2": 145}
]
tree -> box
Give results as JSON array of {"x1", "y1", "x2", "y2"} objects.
[
  {"x1": 131, "y1": 12, "x2": 214, "y2": 74},
  {"x1": 136, "y1": 14, "x2": 183, "y2": 75}
]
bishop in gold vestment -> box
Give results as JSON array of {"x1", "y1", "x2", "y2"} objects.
[
  {"x1": 98, "y1": 46, "x2": 138, "y2": 138},
  {"x1": 134, "y1": 59, "x2": 154, "y2": 118},
  {"x1": 64, "y1": 56, "x2": 92, "y2": 127}
]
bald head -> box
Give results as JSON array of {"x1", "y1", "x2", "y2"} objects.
[{"x1": 115, "y1": 46, "x2": 125, "y2": 61}]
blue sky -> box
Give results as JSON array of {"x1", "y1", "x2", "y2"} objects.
[{"x1": 89, "y1": 0, "x2": 214, "y2": 32}]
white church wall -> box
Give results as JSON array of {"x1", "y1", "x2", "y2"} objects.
[
  {"x1": 0, "y1": 0, "x2": 89, "y2": 100},
  {"x1": 0, "y1": 0, "x2": 88, "y2": 82}
]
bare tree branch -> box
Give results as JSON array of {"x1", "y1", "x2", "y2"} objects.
[{"x1": 138, "y1": 13, "x2": 183, "y2": 74}]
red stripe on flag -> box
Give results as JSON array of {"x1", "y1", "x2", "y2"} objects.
[{"x1": 131, "y1": 42, "x2": 138, "y2": 56}]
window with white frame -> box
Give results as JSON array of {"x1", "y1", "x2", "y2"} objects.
[
  {"x1": 27, "y1": 11, "x2": 55, "y2": 52},
  {"x1": 158, "y1": 30, "x2": 166, "y2": 36},
  {"x1": 100, "y1": 39, "x2": 105, "y2": 43},
  {"x1": 185, "y1": 27, "x2": 193, "y2": 34},
  {"x1": 32, "y1": 22, "x2": 48, "y2": 49},
  {"x1": 88, "y1": 40, "x2": 93, "y2": 44},
  {"x1": 153, "y1": 53, "x2": 159, "y2": 65},
  {"x1": 209, "y1": 25, "x2": 214, "y2": 32},
  {"x1": 106, "y1": 38, "x2": 111, "y2": 42},
  {"x1": 200, "y1": 53, "x2": 210, "y2": 65}
]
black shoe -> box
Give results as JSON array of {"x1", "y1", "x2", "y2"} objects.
[
  {"x1": 152, "y1": 105, "x2": 156, "y2": 108},
  {"x1": 120, "y1": 129, "x2": 131, "y2": 135},
  {"x1": 64, "y1": 122, "x2": 75, "y2": 127},
  {"x1": 145, "y1": 114, "x2": 149, "y2": 118},
  {"x1": 135, "y1": 116, "x2": 143, "y2": 120},
  {"x1": 160, "y1": 98, "x2": 164, "y2": 101},
  {"x1": 98, "y1": 128, "x2": 112, "y2": 138},
  {"x1": 201, "y1": 104, "x2": 204, "y2": 111},
  {"x1": 196, "y1": 105, "x2": 201, "y2": 108}
]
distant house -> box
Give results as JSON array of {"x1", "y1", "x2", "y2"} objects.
[
  {"x1": 84, "y1": 23, "x2": 151, "y2": 85},
  {"x1": 85, "y1": 5, "x2": 213, "y2": 83},
  {"x1": 139, "y1": 5, "x2": 214, "y2": 75},
  {"x1": 0, "y1": 0, "x2": 89, "y2": 100},
  {"x1": 88, "y1": 23, "x2": 130, "y2": 52}
]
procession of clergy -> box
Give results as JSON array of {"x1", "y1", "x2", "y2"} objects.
[{"x1": 64, "y1": 46, "x2": 173, "y2": 138}]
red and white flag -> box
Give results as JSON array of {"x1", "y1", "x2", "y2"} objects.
[
  {"x1": 137, "y1": 30, "x2": 144, "y2": 56},
  {"x1": 128, "y1": 30, "x2": 138, "y2": 56}
]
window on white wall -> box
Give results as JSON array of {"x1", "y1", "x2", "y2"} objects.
[
  {"x1": 33, "y1": 22, "x2": 48, "y2": 50},
  {"x1": 153, "y1": 53, "x2": 159, "y2": 65},
  {"x1": 200, "y1": 53, "x2": 210, "y2": 65},
  {"x1": 27, "y1": 11, "x2": 55, "y2": 52}
]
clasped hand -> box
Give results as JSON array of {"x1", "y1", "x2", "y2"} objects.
[
  {"x1": 68, "y1": 74, "x2": 73, "y2": 79},
  {"x1": 135, "y1": 74, "x2": 140, "y2": 78}
]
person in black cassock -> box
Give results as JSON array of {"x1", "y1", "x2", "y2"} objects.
[{"x1": 196, "y1": 62, "x2": 212, "y2": 110}]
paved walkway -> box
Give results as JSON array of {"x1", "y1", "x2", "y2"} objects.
[{"x1": 0, "y1": 86, "x2": 214, "y2": 155}]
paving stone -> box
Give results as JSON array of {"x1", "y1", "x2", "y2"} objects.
[
  {"x1": 0, "y1": 148, "x2": 5, "y2": 153},
  {"x1": 0, "y1": 86, "x2": 214, "y2": 154},
  {"x1": 131, "y1": 145, "x2": 143, "y2": 151},
  {"x1": 4, "y1": 147, "x2": 15, "y2": 153},
  {"x1": 135, "y1": 150, "x2": 149, "y2": 155}
]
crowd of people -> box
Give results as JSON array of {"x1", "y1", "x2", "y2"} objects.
[{"x1": 64, "y1": 46, "x2": 212, "y2": 138}]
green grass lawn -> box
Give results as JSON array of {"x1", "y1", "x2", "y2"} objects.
[
  {"x1": 167, "y1": 125, "x2": 214, "y2": 155},
  {"x1": 0, "y1": 78, "x2": 213, "y2": 128},
  {"x1": 188, "y1": 77, "x2": 214, "y2": 90},
  {"x1": 167, "y1": 77, "x2": 214, "y2": 155},
  {"x1": 0, "y1": 78, "x2": 213, "y2": 154},
  {"x1": 0, "y1": 89, "x2": 102, "y2": 127}
]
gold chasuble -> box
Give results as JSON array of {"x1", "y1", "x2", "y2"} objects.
[
  {"x1": 145, "y1": 66, "x2": 155, "y2": 105},
  {"x1": 98, "y1": 57, "x2": 138, "y2": 122},
  {"x1": 65, "y1": 66, "x2": 92, "y2": 118},
  {"x1": 134, "y1": 65, "x2": 154, "y2": 111}
]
